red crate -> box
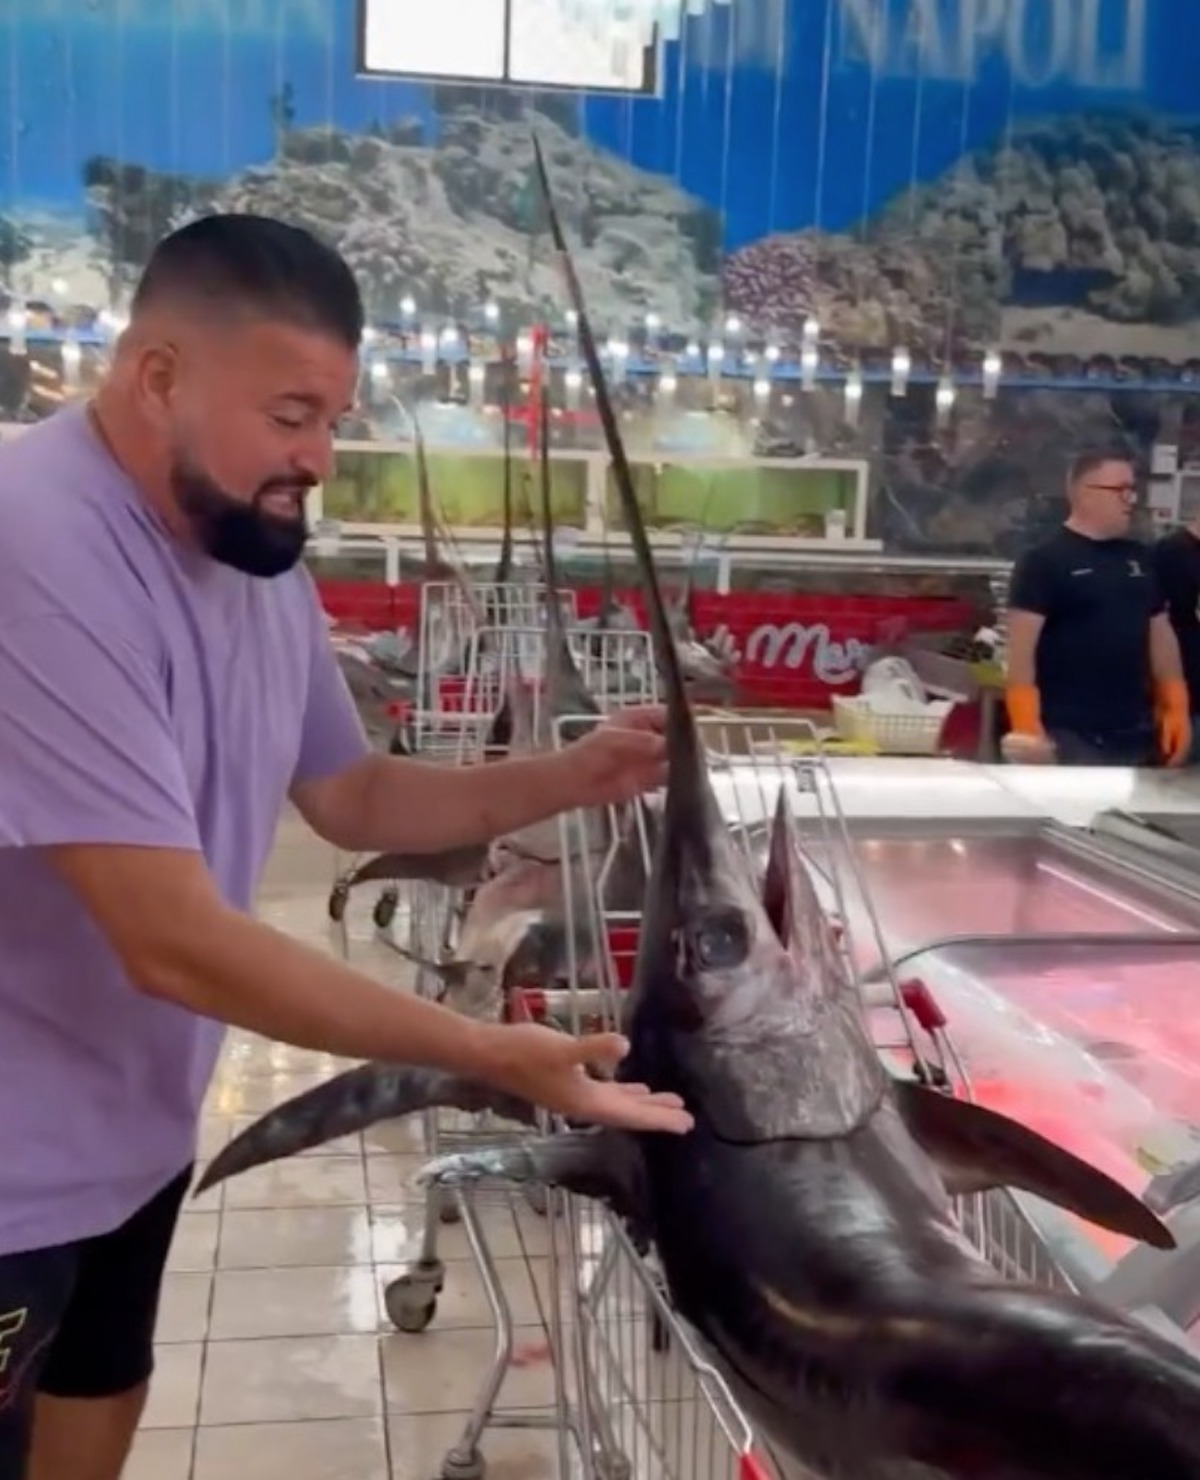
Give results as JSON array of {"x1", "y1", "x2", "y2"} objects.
[{"x1": 607, "y1": 925, "x2": 641, "y2": 989}]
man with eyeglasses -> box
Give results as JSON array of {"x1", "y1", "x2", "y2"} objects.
[{"x1": 1002, "y1": 448, "x2": 1191, "y2": 767}]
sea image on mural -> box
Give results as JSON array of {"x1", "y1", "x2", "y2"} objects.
[
  {"x1": 0, "y1": 0, "x2": 1195, "y2": 559},
  {"x1": 60, "y1": 103, "x2": 1200, "y2": 366},
  {"x1": 0, "y1": 0, "x2": 1183, "y2": 356}
]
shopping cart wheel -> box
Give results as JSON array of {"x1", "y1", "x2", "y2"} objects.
[
  {"x1": 384, "y1": 1270, "x2": 440, "y2": 1334},
  {"x1": 327, "y1": 881, "x2": 349, "y2": 923},
  {"x1": 439, "y1": 1450, "x2": 486, "y2": 1480},
  {"x1": 373, "y1": 888, "x2": 399, "y2": 931}
]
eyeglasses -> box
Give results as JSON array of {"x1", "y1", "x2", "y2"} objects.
[{"x1": 1086, "y1": 481, "x2": 1137, "y2": 497}]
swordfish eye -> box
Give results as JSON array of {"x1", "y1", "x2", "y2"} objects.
[{"x1": 688, "y1": 908, "x2": 751, "y2": 971}]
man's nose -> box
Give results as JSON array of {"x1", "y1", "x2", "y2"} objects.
[{"x1": 293, "y1": 433, "x2": 336, "y2": 486}]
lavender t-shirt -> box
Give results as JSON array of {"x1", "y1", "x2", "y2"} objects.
[{"x1": 0, "y1": 404, "x2": 371, "y2": 1256}]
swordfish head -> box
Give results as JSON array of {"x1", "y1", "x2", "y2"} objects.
[{"x1": 529, "y1": 137, "x2": 885, "y2": 1146}]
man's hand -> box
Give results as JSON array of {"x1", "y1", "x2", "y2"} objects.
[
  {"x1": 1154, "y1": 679, "x2": 1192, "y2": 767},
  {"x1": 1000, "y1": 731, "x2": 1057, "y2": 765},
  {"x1": 565, "y1": 705, "x2": 668, "y2": 809},
  {"x1": 477, "y1": 1022, "x2": 693, "y2": 1134}
]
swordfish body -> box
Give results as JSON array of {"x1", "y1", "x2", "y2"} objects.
[
  {"x1": 193, "y1": 137, "x2": 1200, "y2": 1479},
  {"x1": 422, "y1": 139, "x2": 1200, "y2": 1478}
]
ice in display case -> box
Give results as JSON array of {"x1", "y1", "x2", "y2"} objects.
[{"x1": 861, "y1": 934, "x2": 1200, "y2": 1348}]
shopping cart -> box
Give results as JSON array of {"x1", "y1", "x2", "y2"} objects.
[
  {"x1": 376, "y1": 709, "x2": 1131, "y2": 1480},
  {"x1": 409, "y1": 580, "x2": 580, "y2": 753},
  {"x1": 375, "y1": 620, "x2": 661, "y2": 1329},
  {"x1": 325, "y1": 580, "x2": 580, "y2": 942}
]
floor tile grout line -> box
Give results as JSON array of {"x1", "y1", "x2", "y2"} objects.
[
  {"x1": 187, "y1": 1208, "x2": 223, "y2": 1462},
  {"x1": 377, "y1": 1340, "x2": 396, "y2": 1478}
]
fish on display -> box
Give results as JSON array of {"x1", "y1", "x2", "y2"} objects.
[
  {"x1": 329, "y1": 633, "x2": 416, "y2": 746},
  {"x1": 411, "y1": 388, "x2": 638, "y2": 1011},
  {"x1": 397, "y1": 797, "x2": 654, "y2": 1023},
  {"x1": 332, "y1": 394, "x2": 524, "y2": 894},
  {"x1": 580, "y1": 514, "x2": 652, "y2": 688},
  {"x1": 337, "y1": 386, "x2": 640, "y2": 1002},
  {"x1": 478, "y1": 348, "x2": 534, "y2": 757},
  {"x1": 665, "y1": 555, "x2": 739, "y2": 705},
  {"x1": 195, "y1": 138, "x2": 1200, "y2": 1479}
]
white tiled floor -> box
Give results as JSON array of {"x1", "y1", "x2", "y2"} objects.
[{"x1": 129, "y1": 808, "x2": 574, "y2": 1480}]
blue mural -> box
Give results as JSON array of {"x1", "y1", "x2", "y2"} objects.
[{"x1": 0, "y1": 0, "x2": 1196, "y2": 364}]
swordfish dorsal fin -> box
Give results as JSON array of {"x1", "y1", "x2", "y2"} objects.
[
  {"x1": 762, "y1": 788, "x2": 858, "y2": 1007},
  {"x1": 761, "y1": 787, "x2": 794, "y2": 945}
]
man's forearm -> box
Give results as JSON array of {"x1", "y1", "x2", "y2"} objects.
[
  {"x1": 144, "y1": 888, "x2": 507, "y2": 1072},
  {"x1": 1150, "y1": 616, "x2": 1184, "y2": 685},
  {"x1": 345, "y1": 749, "x2": 579, "y2": 853}
]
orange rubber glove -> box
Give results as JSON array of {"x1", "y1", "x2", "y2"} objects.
[
  {"x1": 1004, "y1": 683, "x2": 1043, "y2": 737},
  {"x1": 1154, "y1": 679, "x2": 1192, "y2": 766}
]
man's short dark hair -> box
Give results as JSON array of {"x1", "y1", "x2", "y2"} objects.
[
  {"x1": 130, "y1": 213, "x2": 364, "y2": 350},
  {"x1": 1068, "y1": 445, "x2": 1135, "y2": 485}
]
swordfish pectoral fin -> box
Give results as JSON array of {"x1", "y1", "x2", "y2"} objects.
[
  {"x1": 193, "y1": 1065, "x2": 538, "y2": 1199},
  {"x1": 894, "y1": 1079, "x2": 1177, "y2": 1251},
  {"x1": 418, "y1": 1128, "x2": 646, "y2": 1224}
]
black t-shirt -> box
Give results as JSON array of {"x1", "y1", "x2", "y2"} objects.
[
  {"x1": 1007, "y1": 526, "x2": 1164, "y2": 734},
  {"x1": 1151, "y1": 527, "x2": 1200, "y2": 711}
]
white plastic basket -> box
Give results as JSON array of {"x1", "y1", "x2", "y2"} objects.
[{"x1": 832, "y1": 694, "x2": 951, "y2": 756}]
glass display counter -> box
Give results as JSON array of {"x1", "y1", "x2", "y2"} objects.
[
  {"x1": 862, "y1": 934, "x2": 1200, "y2": 1350},
  {"x1": 803, "y1": 819, "x2": 1200, "y2": 975}
]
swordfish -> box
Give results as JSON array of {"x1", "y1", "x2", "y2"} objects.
[
  {"x1": 404, "y1": 135, "x2": 1200, "y2": 1480},
  {"x1": 193, "y1": 143, "x2": 1200, "y2": 1480},
  {"x1": 192, "y1": 136, "x2": 1195, "y2": 1480}
]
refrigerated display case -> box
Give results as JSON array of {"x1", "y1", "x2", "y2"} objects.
[
  {"x1": 1089, "y1": 808, "x2": 1200, "y2": 881},
  {"x1": 801, "y1": 815, "x2": 1200, "y2": 975},
  {"x1": 861, "y1": 932, "x2": 1200, "y2": 1351}
]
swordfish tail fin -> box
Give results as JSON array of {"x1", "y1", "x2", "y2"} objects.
[{"x1": 192, "y1": 1064, "x2": 537, "y2": 1197}]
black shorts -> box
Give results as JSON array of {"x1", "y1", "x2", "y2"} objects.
[{"x1": 0, "y1": 1165, "x2": 192, "y2": 1473}]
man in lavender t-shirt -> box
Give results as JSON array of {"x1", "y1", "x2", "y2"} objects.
[{"x1": 0, "y1": 214, "x2": 690, "y2": 1478}]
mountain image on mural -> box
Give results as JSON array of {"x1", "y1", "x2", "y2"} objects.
[{"x1": 7, "y1": 101, "x2": 1200, "y2": 365}]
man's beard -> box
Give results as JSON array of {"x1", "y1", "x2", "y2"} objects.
[{"x1": 170, "y1": 457, "x2": 312, "y2": 579}]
